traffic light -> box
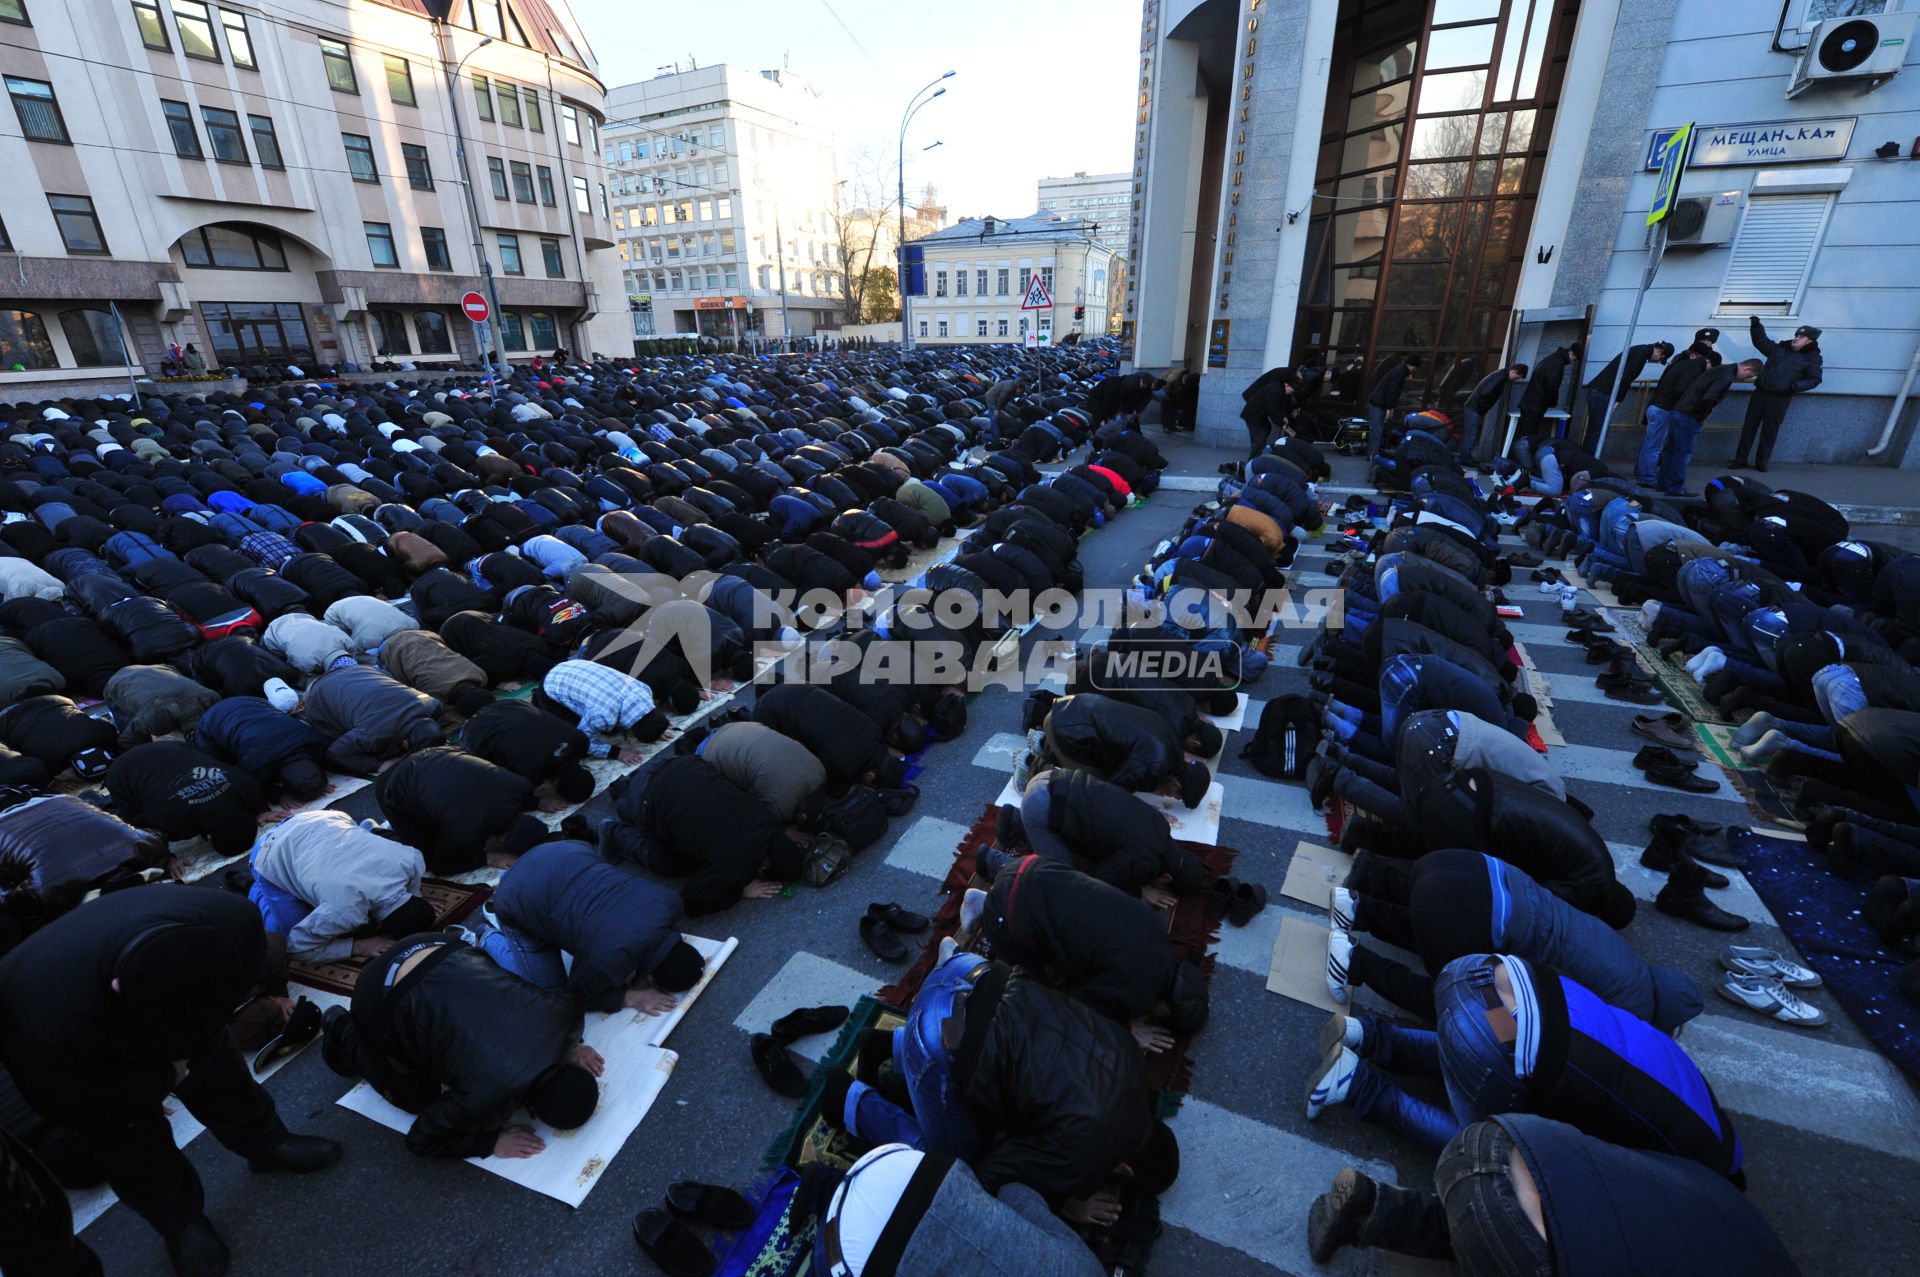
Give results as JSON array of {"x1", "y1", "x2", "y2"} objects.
[{"x1": 1074, "y1": 306, "x2": 1085, "y2": 321}]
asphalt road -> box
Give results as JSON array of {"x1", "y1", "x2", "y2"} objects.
[{"x1": 81, "y1": 442, "x2": 1920, "y2": 1277}]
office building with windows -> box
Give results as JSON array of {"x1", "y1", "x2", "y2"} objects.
[
  {"x1": 0, "y1": 0, "x2": 624, "y2": 392},
  {"x1": 1127, "y1": 0, "x2": 1920, "y2": 464},
  {"x1": 602, "y1": 64, "x2": 844, "y2": 345},
  {"x1": 1037, "y1": 171, "x2": 1132, "y2": 255},
  {"x1": 904, "y1": 213, "x2": 1117, "y2": 345}
]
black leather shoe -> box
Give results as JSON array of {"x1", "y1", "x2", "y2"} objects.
[
  {"x1": 632, "y1": 1207, "x2": 716, "y2": 1277},
  {"x1": 246, "y1": 1135, "x2": 343, "y2": 1174},
  {"x1": 1657, "y1": 864, "x2": 1750, "y2": 932},
  {"x1": 1639, "y1": 834, "x2": 1730, "y2": 888},
  {"x1": 166, "y1": 1217, "x2": 231, "y2": 1277},
  {"x1": 1647, "y1": 761, "x2": 1719, "y2": 792},
  {"x1": 1633, "y1": 745, "x2": 1692, "y2": 772}
]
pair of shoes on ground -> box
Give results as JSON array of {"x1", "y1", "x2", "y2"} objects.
[
  {"x1": 749, "y1": 1004, "x2": 851, "y2": 1097},
  {"x1": 859, "y1": 901, "x2": 930, "y2": 961},
  {"x1": 1596, "y1": 656, "x2": 1662, "y2": 704},
  {"x1": 1206, "y1": 876, "x2": 1267, "y2": 926},
  {"x1": 633, "y1": 1182, "x2": 758, "y2": 1276},
  {"x1": 1648, "y1": 813, "x2": 1747, "y2": 867},
  {"x1": 1631, "y1": 711, "x2": 1696, "y2": 751},
  {"x1": 1654, "y1": 852, "x2": 1749, "y2": 931},
  {"x1": 1718, "y1": 962, "x2": 1825, "y2": 1027},
  {"x1": 1633, "y1": 744, "x2": 1720, "y2": 793}
]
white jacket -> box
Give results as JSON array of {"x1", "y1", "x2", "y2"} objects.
[{"x1": 0, "y1": 558, "x2": 65, "y2": 604}]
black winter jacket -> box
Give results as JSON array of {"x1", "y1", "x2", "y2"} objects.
[
  {"x1": 752, "y1": 682, "x2": 882, "y2": 783},
  {"x1": 1044, "y1": 769, "x2": 1210, "y2": 897},
  {"x1": 373, "y1": 746, "x2": 532, "y2": 874},
  {"x1": 104, "y1": 741, "x2": 265, "y2": 842},
  {"x1": 1043, "y1": 692, "x2": 1184, "y2": 793},
  {"x1": 982, "y1": 855, "x2": 1180, "y2": 1024},
  {"x1": 956, "y1": 967, "x2": 1153, "y2": 1202},
  {"x1": 1750, "y1": 317, "x2": 1823, "y2": 396},
  {"x1": 624, "y1": 755, "x2": 783, "y2": 916}
]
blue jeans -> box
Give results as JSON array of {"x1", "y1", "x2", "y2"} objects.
[
  {"x1": 843, "y1": 1079, "x2": 923, "y2": 1146},
  {"x1": 1459, "y1": 405, "x2": 1483, "y2": 459},
  {"x1": 894, "y1": 954, "x2": 986, "y2": 1161},
  {"x1": 1377, "y1": 653, "x2": 1426, "y2": 752},
  {"x1": 1367, "y1": 404, "x2": 1388, "y2": 454},
  {"x1": 1813, "y1": 664, "x2": 1868, "y2": 727},
  {"x1": 1347, "y1": 958, "x2": 1529, "y2": 1153},
  {"x1": 1018, "y1": 776, "x2": 1072, "y2": 863},
  {"x1": 1634, "y1": 409, "x2": 1669, "y2": 484},
  {"x1": 1582, "y1": 387, "x2": 1612, "y2": 449},
  {"x1": 476, "y1": 924, "x2": 568, "y2": 989},
  {"x1": 1654, "y1": 407, "x2": 1702, "y2": 493}
]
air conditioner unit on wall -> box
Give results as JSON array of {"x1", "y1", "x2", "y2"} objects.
[
  {"x1": 1665, "y1": 190, "x2": 1745, "y2": 247},
  {"x1": 1788, "y1": 12, "x2": 1915, "y2": 98}
]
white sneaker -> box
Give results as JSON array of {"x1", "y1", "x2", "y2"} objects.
[
  {"x1": 1641, "y1": 600, "x2": 1663, "y2": 626},
  {"x1": 1329, "y1": 886, "x2": 1357, "y2": 932},
  {"x1": 1731, "y1": 711, "x2": 1779, "y2": 748},
  {"x1": 1717, "y1": 971, "x2": 1827, "y2": 1027},
  {"x1": 1305, "y1": 1042, "x2": 1359, "y2": 1119},
  {"x1": 1319, "y1": 1011, "x2": 1365, "y2": 1058},
  {"x1": 1720, "y1": 945, "x2": 1822, "y2": 989},
  {"x1": 1325, "y1": 929, "x2": 1353, "y2": 1006},
  {"x1": 1739, "y1": 729, "x2": 1790, "y2": 764}
]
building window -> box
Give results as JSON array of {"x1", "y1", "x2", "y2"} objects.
[
  {"x1": 497, "y1": 233, "x2": 523, "y2": 275},
  {"x1": 599, "y1": 183, "x2": 610, "y2": 221},
  {"x1": 561, "y1": 104, "x2": 580, "y2": 146},
  {"x1": 472, "y1": 75, "x2": 493, "y2": 121},
  {"x1": 541, "y1": 237, "x2": 564, "y2": 278},
  {"x1": 996, "y1": 268, "x2": 1009, "y2": 295},
  {"x1": 202, "y1": 107, "x2": 247, "y2": 163},
  {"x1": 172, "y1": 0, "x2": 218, "y2": 60},
  {"x1": 5, "y1": 77, "x2": 67, "y2": 144},
  {"x1": 342, "y1": 132, "x2": 378, "y2": 182},
  {"x1": 976, "y1": 269, "x2": 987, "y2": 295},
  {"x1": 384, "y1": 55, "x2": 415, "y2": 106},
  {"x1": 414, "y1": 310, "x2": 451, "y2": 355},
  {"x1": 1718, "y1": 192, "x2": 1834, "y2": 317},
  {"x1": 536, "y1": 165, "x2": 556, "y2": 206},
  {"x1": 937, "y1": 320, "x2": 948, "y2": 337},
  {"x1": 528, "y1": 311, "x2": 558, "y2": 349},
  {"x1": 219, "y1": 8, "x2": 253, "y2": 68},
  {"x1": 572, "y1": 174, "x2": 590, "y2": 213},
  {"x1": 179, "y1": 223, "x2": 288, "y2": 270},
  {"x1": 523, "y1": 89, "x2": 542, "y2": 132},
  {"x1": 49, "y1": 195, "x2": 107, "y2": 254},
  {"x1": 420, "y1": 226, "x2": 451, "y2": 271},
  {"x1": 934, "y1": 271, "x2": 947, "y2": 298},
  {"x1": 497, "y1": 84, "x2": 521, "y2": 127},
  {"x1": 248, "y1": 114, "x2": 282, "y2": 168},
  {"x1": 0, "y1": 309, "x2": 54, "y2": 368},
  {"x1": 132, "y1": 1, "x2": 168, "y2": 49},
  {"x1": 402, "y1": 142, "x2": 433, "y2": 190},
  {"x1": 918, "y1": 320, "x2": 928, "y2": 337},
  {"x1": 0, "y1": 0, "x2": 26, "y2": 22},
  {"x1": 470, "y1": 0, "x2": 505, "y2": 38},
  {"x1": 488, "y1": 156, "x2": 508, "y2": 200},
  {"x1": 370, "y1": 308, "x2": 410, "y2": 356},
  {"x1": 715, "y1": 196, "x2": 733, "y2": 220},
  {"x1": 977, "y1": 319, "x2": 988, "y2": 337},
  {"x1": 510, "y1": 160, "x2": 535, "y2": 203},
  {"x1": 955, "y1": 270, "x2": 967, "y2": 297},
  {"x1": 499, "y1": 312, "x2": 526, "y2": 351},
  {"x1": 320, "y1": 39, "x2": 356, "y2": 93},
  {"x1": 1018, "y1": 266, "x2": 1032, "y2": 294},
  {"x1": 997, "y1": 318, "x2": 1009, "y2": 336},
  {"x1": 162, "y1": 99, "x2": 202, "y2": 158},
  {"x1": 1039, "y1": 266, "x2": 1054, "y2": 296},
  {"x1": 365, "y1": 220, "x2": 398, "y2": 268},
  {"x1": 61, "y1": 309, "x2": 130, "y2": 366}
]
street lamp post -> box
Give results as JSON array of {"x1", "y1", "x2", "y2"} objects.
[
  {"x1": 433, "y1": 24, "x2": 507, "y2": 378},
  {"x1": 898, "y1": 71, "x2": 953, "y2": 352}
]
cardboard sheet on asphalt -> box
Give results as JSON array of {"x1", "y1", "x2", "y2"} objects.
[
  {"x1": 1267, "y1": 915, "x2": 1344, "y2": 1012},
  {"x1": 1199, "y1": 692, "x2": 1251, "y2": 732},
  {"x1": 1279, "y1": 841, "x2": 1349, "y2": 911},
  {"x1": 333, "y1": 934, "x2": 733, "y2": 1206}
]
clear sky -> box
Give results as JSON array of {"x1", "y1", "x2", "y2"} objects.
[{"x1": 567, "y1": 0, "x2": 1137, "y2": 220}]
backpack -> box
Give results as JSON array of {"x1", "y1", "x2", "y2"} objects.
[
  {"x1": 1242, "y1": 693, "x2": 1316, "y2": 780},
  {"x1": 814, "y1": 786, "x2": 887, "y2": 852}
]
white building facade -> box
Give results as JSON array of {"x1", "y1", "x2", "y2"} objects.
[
  {"x1": 1037, "y1": 171, "x2": 1132, "y2": 255},
  {"x1": 905, "y1": 214, "x2": 1116, "y2": 345},
  {"x1": 0, "y1": 0, "x2": 626, "y2": 394},
  {"x1": 1126, "y1": 0, "x2": 1920, "y2": 465},
  {"x1": 602, "y1": 65, "x2": 844, "y2": 347}
]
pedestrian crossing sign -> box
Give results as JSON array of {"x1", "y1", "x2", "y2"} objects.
[{"x1": 1019, "y1": 275, "x2": 1052, "y2": 310}]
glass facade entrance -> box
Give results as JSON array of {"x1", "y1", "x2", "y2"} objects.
[
  {"x1": 200, "y1": 302, "x2": 316, "y2": 366},
  {"x1": 1293, "y1": 0, "x2": 1577, "y2": 410}
]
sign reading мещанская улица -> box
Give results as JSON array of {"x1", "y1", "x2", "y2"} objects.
[{"x1": 1644, "y1": 118, "x2": 1857, "y2": 169}]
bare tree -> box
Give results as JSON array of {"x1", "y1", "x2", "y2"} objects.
[{"x1": 831, "y1": 145, "x2": 896, "y2": 326}]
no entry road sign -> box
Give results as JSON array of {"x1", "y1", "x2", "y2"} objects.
[{"x1": 461, "y1": 291, "x2": 490, "y2": 323}]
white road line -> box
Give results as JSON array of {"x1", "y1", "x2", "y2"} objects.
[
  {"x1": 970, "y1": 732, "x2": 1028, "y2": 773},
  {"x1": 884, "y1": 816, "x2": 974, "y2": 880},
  {"x1": 1216, "y1": 773, "x2": 1325, "y2": 836},
  {"x1": 732, "y1": 952, "x2": 880, "y2": 1061},
  {"x1": 1160, "y1": 1097, "x2": 1394, "y2": 1275},
  {"x1": 1682, "y1": 1012, "x2": 1920, "y2": 1163}
]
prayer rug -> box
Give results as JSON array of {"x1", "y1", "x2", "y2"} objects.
[
  {"x1": 1603, "y1": 607, "x2": 1732, "y2": 725},
  {"x1": 713, "y1": 1168, "x2": 812, "y2": 1277},
  {"x1": 288, "y1": 878, "x2": 491, "y2": 996},
  {"x1": 1732, "y1": 828, "x2": 1920, "y2": 1081}
]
